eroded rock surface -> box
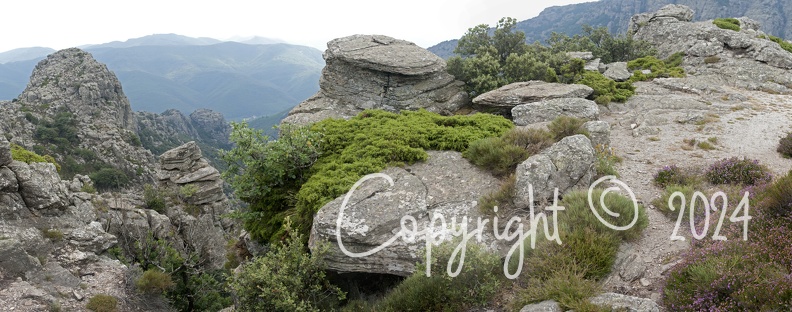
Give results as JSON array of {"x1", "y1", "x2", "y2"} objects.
[{"x1": 283, "y1": 35, "x2": 469, "y2": 125}]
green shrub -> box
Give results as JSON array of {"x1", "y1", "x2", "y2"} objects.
[
  {"x1": 89, "y1": 168, "x2": 130, "y2": 191},
  {"x1": 365, "y1": 242, "x2": 503, "y2": 311},
  {"x1": 227, "y1": 221, "x2": 345, "y2": 312},
  {"x1": 224, "y1": 109, "x2": 513, "y2": 243},
  {"x1": 560, "y1": 189, "x2": 648, "y2": 242},
  {"x1": 136, "y1": 269, "x2": 174, "y2": 294},
  {"x1": 465, "y1": 127, "x2": 554, "y2": 177},
  {"x1": 478, "y1": 174, "x2": 517, "y2": 214},
  {"x1": 179, "y1": 184, "x2": 199, "y2": 200},
  {"x1": 515, "y1": 265, "x2": 606, "y2": 312},
  {"x1": 42, "y1": 229, "x2": 63, "y2": 241},
  {"x1": 86, "y1": 294, "x2": 118, "y2": 312},
  {"x1": 547, "y1": 116, "x2": 589, "y2": 141},
  {"x1": 758, "y1": 170, "x2": 792, "y2": 217},
  {"x1": 652, "y1": 185, "x2": 696, "y2": 218},
  {"x1": 594, "y1": 144, "x2": 621, "y2": 178},
  {"x1": 653, "y1": 165, "x2": 698, "y2": 187},
  {"x1": 577, "y1": 71, "x2": 635, "y2": 105},
  {"x1": 142, "y1": 184, "x2": 166, "y2": 212},
  {"x1": 778, "y1": 132, "x2": 792, "y2": 157},
  {"x1": 10, "y1": 143, "x2": 60, "y2": 171},
  {"x1": 713, "y1": 18, "x2": 741, "y2": 31},
  {"x1": 705, "y1": 157, "x2": 772, "y2": 186},
  {"x1": 80, "y1": 183, "x2": 97, "y2": 194},
  {"x1": 761, "y1": 34, "x2": 792, "y2": 54},
  {"x1": 627, "y1": 55, "x2": 686, "y2": 81}
]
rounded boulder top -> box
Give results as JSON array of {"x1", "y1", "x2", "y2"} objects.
[{"x1": 324, "y1": 34, "x2": 445, "y2": 76}]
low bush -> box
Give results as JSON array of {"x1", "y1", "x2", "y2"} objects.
[
  {"x1": 86, "y1": 294, "x2": 118, "y2": 312},
  {"x1": 594, "y1": 144, "x2": 621, "y2": 178},
  {"x1": 761, "y1": 34, "x2": 792, "y2": 54},
  {"x1": 713, "y1": 18, "x2": 741, "y2": 31},
  {"x1": 136, "y1": 269, "x2": 174, "y2": 294},
  {"x1": 359, "y1": 242, "x2": 503, "y2": 312},
  {"x1": 547, "y1": 116, "x2": 589, "y2": 141},
  {"x1": 777, "y1": 132, "x2": 792, "y2": 157},
  {"x1": 227, "y1": 221, "x2": 345, "y2": 312},
  {"x1": 464, "y1": 128, "x2": 553, "y2": 177},
  {"x1": 705, "y1": 157, "x2": 772, "y2": 186},
  {"x1": 627, "y1": 55, "x2": 686, "y2": 81},
  {"x1": 10, "y1": 143, "x2": 60, "y2": 171},
  {"x1": 560, "y1": 189, "x2": 648, "y2": 242},
  {"x1": 704, "y1": 56, "x2": 721, "y2": 64},
  {"x1": 663, "y1": 171, "x2": 792, "y2": 311},
  {"x1": 478, "y1": 174, "x2": 517, "y2": 214},
  {"x1": 653, "y1": 165, "x2": 698, "y2": 187},
  {"x1": 42, "y1": 229, "x2": 64, "y2": 241},
  {"x1": 577, "y1": 71, "x2": 635, "y2": 105},
  {"x1": 515, "y1": 265, "x2": 607, "y2": 312},
  {"x1": 652, "y1": 185, "x2": 696, "y2": 218},
  {"x1": 142, "y1": 184, "x2": 166, "y2": 212}
]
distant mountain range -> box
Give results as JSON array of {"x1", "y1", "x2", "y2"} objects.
[
  {"x1": 429, "y1": 0, "x2": 792, "y2": 58},
  {"x1": 0, "y1": 34, "x2": 323, "y2": 120}
]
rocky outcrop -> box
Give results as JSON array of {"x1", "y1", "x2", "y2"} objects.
[
  {"x1": 519, "y1": 300, "x2": 563, "y2": 312},
  {"x1": 632, "y1": 5, "x2": 792, "y2": 69},
  {"x1": 583, "y1": 120, "x2": 611, "y2": 147},
  {"x1": 4, "y1": 48, "x2": 158, "y2": 181},
  {"x1": 7, "y1": 161, "x2": 70, "y2": 212},
  {"x1": 473, "y1": 81, "x2": 593, "y2": 109},
  {"x1": 282, "y1": 35, "x2": 469, "y2": 125},
  {"x1": 589, "y1": 293, "x2": 661, "y2": 312},
  {"x1": 630, "y1": 5, "x2": 792, "y2": 94},
  {"x1": 514, "y1": 135, "x2": 596, "y2": 206},
  {"x1": 511, "y1": 98, "x2": 599, "y2": 126},
  {"x1": 158, "y1": 141, "x2": 225, "y2": 208},
  {"x1": 189, "y1": 108, "x2": 231, "y2": 147},
  {"x1": 309, "y1": 151, "x2": 501, "y2": 276},
  {"x1": 135, "y1": 108, "x2": 231, "y2": 158}
]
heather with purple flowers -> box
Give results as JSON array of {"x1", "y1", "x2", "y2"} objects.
[
  {"x1": 705, "y1": 157, "x2": 772, "y2": 186},
  {"x1": 663, "y1": 172, "x2": 792, "y2": 311},
  {"x1": 653, "y1": 164, "x2": 695, "y2": 187}
]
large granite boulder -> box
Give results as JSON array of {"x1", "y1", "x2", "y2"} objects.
[
  {"x1": 514, "y1": 135, "x2": 596, "y2": 206},
  {"x1": 158, "y1": 141, "x2": 226, "y2": 208},
  {"x1": 473, "y1": 81, "x2": 593, "y2": 109},
  {"x1": 309, "y1": 151, "x2": 500, "y2": 276},
  {"x1": 282, "y1": 35, "x2": 469, "y2": 125},
  {"x1": 603, "y1": 62, "x2": 631, "y2": 82},
  {"x1": 7, "y1": 161, "x2": 70, "y2": 211},
  {"x1": 511, "y1": 98, "x2": 599, "y2": 126}
]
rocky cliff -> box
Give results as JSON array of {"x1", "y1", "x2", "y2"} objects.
[
  {"x1": 282, "y1": 35, "x2": 469, "y2": 125},
  {"x1": 0, "y1": 137, "x2": 235, "y2": 311}
]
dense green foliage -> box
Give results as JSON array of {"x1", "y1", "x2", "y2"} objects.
[
  {"x1": 224, "y1": 109, "x2": 512, "y2": 243},
  {"x1": 228, "y1": 221, "x2": 345, "y2": 312},
  {"x1": 349, "y1": 242, "x2": 503, "y2": 311},
  {"x1": 713, "y1": 18, "x2": 741, "y2": 31},
  {"x1": 463, "y1": 127, "x2": 553, "y2": 176},
  {"x1": 89, "y1": 168, "x2": 131, "y2": 191},
  {"x1": 136, "y1": 269, "x2": 175, "y2": 294},
  {"x1": 10, "y1": 143, "x2": 60, "y2": 171},
  {"x1": 547, "y1": 116, "x2": 589, "y2": 141},
  {"x1": 627, "y1": 54, "x2": 686, "y2": 81},
  {"x1": 447, "y1": 18, "x2": 667, "y2": 105},
  {"x1": 547, "y1": 25, "x2": 657, "y2": 63}
]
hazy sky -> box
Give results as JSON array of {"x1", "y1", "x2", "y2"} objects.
[{"x1": 1, "y1": 0, "x2": 593, "y2": 52}]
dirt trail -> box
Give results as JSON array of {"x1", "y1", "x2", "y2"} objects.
[{"x1": 598, "y1": 80, "x2": 792, "y2": 305}]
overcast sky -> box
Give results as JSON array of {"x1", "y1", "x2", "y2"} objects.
[{"x1": 1, "y1": 0, "x2": 593, "y2": 52}]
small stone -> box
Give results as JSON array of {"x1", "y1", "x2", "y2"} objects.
[
  {"x1": 73, "y1": 290, "x2": 84, "y2": 301},
  {"x1": 640, "y1": 278, "x2": 652, "y2": 287}
]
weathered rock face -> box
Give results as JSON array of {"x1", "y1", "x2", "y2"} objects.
[
  {"x1": 5, "y1": 48, "x2": 158, "y2": 181},
  {"x1": 583, "y1": 120, "x2": 611, "y2": 147},
  {"x1": 0, "y1": 136, "x2": 11, "y2": 167},
  {"x1": 519, "y1": 300, "x2": 563, "y2": 312},
  {"x1": 18, "y1": 48, "x2": 136, "y2": 131},
  {"x1": 631, "y1": 5, "x2": 792, "y2": 94},
  {"x1": 511, "y1": 98, "x2": 600, "y2": 126},
  {"x1": 282, "y1": 35, "x2": 469, "y2": 125},
  {"x1": 514, "y1": 135, "x2": 596, "y2": 206},
  {"x1": 633, "y1": 5, "x2": 792, "y2": 68},
  {"x1": 7, "y1": 161, "x2": 70, "y2": 212},
  {"x1": 589, "y1": 293, "x2": 661, "y2": 312},
  {"x1": 309, "y1": 151, "x2": 501, "y2": 276},
  {"x1": 473, "y1": 81, "x2": 593, "y2": 109},
  {"x1": 135, "y1": 108, "x2": 231, "y2": 158},
  {"x1": 189, "y1": 108, "x2": 232, "y2": 147}
]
